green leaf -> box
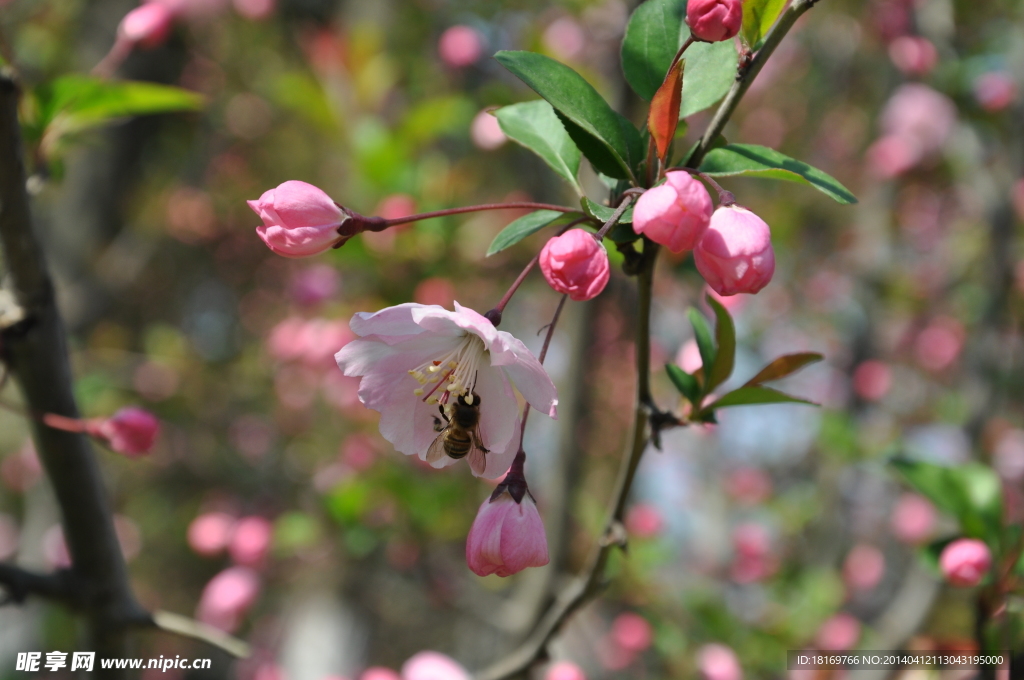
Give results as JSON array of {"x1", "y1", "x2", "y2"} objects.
[
  {"x1": 486, "y1": 210, "x2": 567, "y2": 257},
  {"x1": 687, "y1": 308, "x2": 716, "y2": 382},
  {"x1": 496, "y1": 101, "x2": 584, "y2": 195},
  {"x1": 495, "y1": 51, "x2": 644, "y2": 182},
  {"x1": 745, "y1": 352, "x2": 824, "y2": 386},
  {"x1": 741, "y1": 0, "x2": 788, "y2": 48},
  {"x1": 621, "y1": 0, "x2": 686, "y2": 101},
  {"x1": 706, "y1": 385, "x2": 818, "y2": 410},
  {"x1": 699, "y1": 144, "x2": 858, "y2": 205},
  {"x1": 666, "y1": 363, "x2": 700, "y2": 404},
  {"x1": 704, "y1": 294, "x2": 735, "y2": 393},
  {"x1": 679, "y1": 39, "x2": 739, "y2": 118},
  {"x1": 891, "y1": 459, "x2": 1003, "y2": 543},
  {"x1": 583, "y1": 197, "x2": 634, "y2": 225}
]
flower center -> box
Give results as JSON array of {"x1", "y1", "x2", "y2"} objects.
[{"x1": 408, "y1": 334, "x2": 487, "y2": 413}]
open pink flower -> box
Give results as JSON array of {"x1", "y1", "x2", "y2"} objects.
[
  {"x1": 335, "y1": 303, "x2": 557, "y2": 478},
  {"x1": 466, "y1": 489, "x2": 549, "y2": 577}
]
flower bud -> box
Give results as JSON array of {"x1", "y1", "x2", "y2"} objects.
[
  {"x1": 196, "y1": 566, "x2": 261, "y2": 632},
  {"x1": 401, "y1": 651, "x2": 470, "y2": 680},
  {"x1": 939, "y1": 538, "x2": 991, "y2": 587},
  {"x1": 229, "y1": 516, "x2": 273, "y2": 566},
  {"x1": 696, "y1": 644, "x2": 742, "y2": 680},
  {"x1": 539, "y1": 229, "x2": 610, "y2": 301},
  {"x1": 694, "y1": 206, "x2": 775, "y2": 296},
  {"x1": 118, "y1": 3, "x2": 174, "y2": 48},
  {"x1": 611, "y1": 613, "x2": 653, "y2": 653},
  {"x1": 632, "y1": 171, "x2": 713, "y2": 253},
  {"x1": 687, "y1": 0, "x2": 743, "y2": 43},
  {"x1": 248, "y1": 181, "x2": 347, "y2": 257},
  {"x1": 93, "y1": 407, "x2": 160, "y2": 456},
  {"x1": 188, "y1": 512, "x2": 236, "y2": 556},
  {"x1": 466, "y1": 490, "x2": 549, "y2": 577}
]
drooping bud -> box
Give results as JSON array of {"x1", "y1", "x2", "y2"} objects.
[
  {"x1": 539, "y1": 229, "x2": 610, "y2": 301},
  {"x1": 694, "y1": 206, "x2": 775, "y2": 295},
  {"x1": 633, "y1": 171, "x2": 713, "y2": 253},
  {"x1": 90, "y1": 407, "x2": 160, "y2": 457},
  {"x1": 686, "y1": 0, "x2": 743, "y2": 43},
  {"x1": 939, "y1": 538, "x2": 991, "y2": 587},
  {"x1": 118, "y1": 3, "x2": 174, "y2": 48},
  {"x1": 249, "y1": 181, "x2": 373, "y2": 257}
]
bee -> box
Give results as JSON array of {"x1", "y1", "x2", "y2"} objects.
[{"x1": 426, "y1": 392, "x2": 490, "y2": 476}]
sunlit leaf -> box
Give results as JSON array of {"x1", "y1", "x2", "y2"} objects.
[
  {"x1": 741, "y1": 0, "x2": 788, "y2": 48},
  {"x1": 486, "y1": 210, "x2": 569, "y2": 256},
  {"x1": 583, "y1": 197, "x2": 634, "y2": 225},
  {"x1": 679, "y1": 38, "x2": 739, "y2": 118},
  {"x1": 704, "y1": 295, "x2": 735, "y2": 393},
  {"x1": 699, "y1": 144, "x2": 858, "y2": 204},
  {"x1": 745, "y1": 352, "x2": 824, "y2": 386},
  {"x1": 666, "y1": 363, "x2": 700, "y2": 404},
  {"x1": 621, "y1": 0, "x2": 686, "y2": 101},
  {"x1": 688, "y1": 308, "x2": 716, "y2": 382},
  {"x1": 707, "y1": 385, "x2": 818, "y2": 410},
  {"x1": 891, "y1": 459, "x2": 1002, "y2": 543},
  {"x1": 496, "y1": 100, "x2": 583, "y2": 194}
]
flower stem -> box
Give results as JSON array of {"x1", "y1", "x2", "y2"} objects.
[
  {"x1": 517, "y1": 294, "x2": 568, "y2": 442},
  {"x1": 593, "y1": 194, "x2": 638, "y2": 241},
  {"x1": 380, "y1": 202, "x2": 579, "y2": 228}
]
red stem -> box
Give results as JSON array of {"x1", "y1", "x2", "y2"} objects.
[{"x1": 382, "y1": 202, "x2": 579, "y2": 228}]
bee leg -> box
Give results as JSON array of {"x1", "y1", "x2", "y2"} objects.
[{"x1": 433, "y1": 405, "x2": 449, "y2": 433}]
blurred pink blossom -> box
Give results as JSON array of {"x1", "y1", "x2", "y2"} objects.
[
  {"x1": 119, "y1": 3, "x2": 174, "y2": 48},
  {"x1": 543, "y1": 18, "x2": 587, "y2": 61},
  {"x1": 914, "y1": 317, "x2": 964, "y2": 372},
  {"x1": 470, "y1": 110, "x2": 507, "y2": 150},
  {"x1": 732, "y1": 523, "x2": 771, "y2": 559},
  {"x1": 625, "y1": 503, "x2": 663, "y2": 538},
  {"x1": 414, "y1": 278, "x2": 456, "y2": 308},
  {"x1": 815, "y1": 613, "x2": 861, "y2": 651},
  {"x1": 42, "y1": 525, "x2": 71, "y2": 568},
  {"x1": 1, "y1": 440, "x2": 42, "y2": 493},
  {"x1": 866, "y1": 135, "x2": 920, "y2": 178},
  {"x1": 290, "y1": 265, "x2": 340, "y2": 307},
  {"x1": 869, "y1": 84, "x2": 956, "y2": 177},
  {"x1": 400, "y1": 651, "x2": 470, "y2": 680},
  {"x1": 545, "y1": 661, "x2": 587, "y2": 680},
  {"x1": 196, "y1": 566, "x2": 261, "y2": 632},
  {"x1": 725, "y1": 467, "x2": 773, "y2": 504},
  {"x1": 229, "y1": 516, "x2": 273, "y2": 566},
  {"x1": 852, "y1": 360, "x2": 892, "y2": 401},
  {"x1": 843, "y1": 544, "x2": 885, "y2": 592},
  {"x1": 375, "y1": 194, "x2": 418, "y2": 222},
  {"x1": 188, "y1": 512, "x2": 236, "y2": 556},
  {"x1": 438, "y1": 26, "x2": 483, "y2": 68},
  {"x1": 696, "y1": 644, "x2": 743, "y2": 680},
  {"x1": 888, "y1": 36, "x2": 937, "y2": 76},
  {"x1": 890, "y1": 493, "x2": 936, "y2": 545},
  {"x1": 360, "y1": 669, "x2": 401, "y2": 680},
  {"x1": 611, "y1": 613, "x2": 654, "y2": 653},
  {"x1": 939, "y1": 538, "x2": 991, "y2": 587},
  {"x1": 342, "y1": 434, "x2": 378, "y2": 471},
  {"x1": 233, "y1": 0, "x2": 274, "y2": 20},
  {"x1": 676, "y1": 339, "x2": 703, "y2": 373},
  {"x1": 973, "y1": 72, "x2": 1017, "y2": 112},
  {"x1": 994, "y1": 429, "x2": 1024, "y2": 482}
]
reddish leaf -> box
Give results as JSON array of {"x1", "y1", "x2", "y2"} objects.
[
  {"x1": 648, "y1": 58, "x2": 683, "y2": 164},
  {"x1": 744, "y1": 352, "x2": 824, "y2": 386}
]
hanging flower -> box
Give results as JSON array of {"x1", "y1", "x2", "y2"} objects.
[{"x1": 335, "y1": 303, "x2": 557, "y2": 478}]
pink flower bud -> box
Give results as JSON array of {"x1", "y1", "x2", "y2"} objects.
[
  {"x1": 890, "y1": 493, "x2": 936, "y2": 545},
  {"x1": 545, "y1": 661, "x2": 587, "y2": 680},
  {"x1": 400, "y1": 651, "x2": 470, "y2": 680},
  {"x1": 188, "y1": 512, "x2": 236, "y2": 556},
  {"x1": 687, "y1": 0, "x2": 743, "y2": 42},
  {"x1": 888, "y1": 36, "x2": 937, "y2": 76},
  {"x1": 196, "y1": 566, "x2": 261, "y2": 632},
  {"x1": 119, "y1": 3, "x2": 174, "y2": 48},
  {"x1": 939, "y1": 538, "x2": 991, "y2": 587},
  {"x1": 694, "y1": 206, "x2": 775, "y2": 296},
  {"x1": 94, "y1": 407, "x2": 160, "y2": 456},
  {"x1": 248, "y1": 181, "x2": 346, "y2": 258},
  {"x1": 229, "y1": 516, "x2": 273, "y2": 566},
  {"x1": 437, "y1": 25, "x2": 483, "y2": 68},
  {"x1": 633, "y1": 171, "x2": 713, "y2": 253},
  {"x1": 611, "y1": 613, "x2": 654, "y2": 653},
  {"x1": 696, "y1": 644, "x2": 742, "y2": 680},
  {"x1": 815, "y1": 613, "x2": 861, "y2": 651},
  {"x1": 842, "y1": 544, "x2": 885, "y2": 592},
  {"x1": 539, "y1": 229, "x2": 611, "y2": 302},
  {"x1": 466, "y1": 491, "x2": 549, "y2": 577},
  {"x1": 625, "y1": 503, "x2": 663, "y2": 538}
]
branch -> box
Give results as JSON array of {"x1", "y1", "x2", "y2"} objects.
[
  {"x1": 0, "y1": 564, "x2": 79, "y2": 605},
  {"x1": 0, "y1": 70, "x2": 146, "y2": 671},
  {"x1": 150, "y1": 611, "x2": 252, "y2": 659},
  {"x1": 475, "y1": 3, "x2": 822, "y2": 675},
  {"x1": 685, "y1": 0, "x2": 820, "y2": 169}
]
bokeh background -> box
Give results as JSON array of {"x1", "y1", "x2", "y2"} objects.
[{"x1": 0, "y1": 0, "x2": 1022, "y2": 678}]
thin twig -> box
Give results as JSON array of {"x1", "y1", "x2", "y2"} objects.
[
  {"x1": 150, "y1": 611, "x2": 252, "y2": 659},
  {"x1": 518, "y1": 295, "x2": 568, "y2": 441},
  {"x1": 382, "y1": 203, "x2": 580, "y2": 228},
  {"x1": 593, "y1": 194, "x2": 637, "y2": 241}
]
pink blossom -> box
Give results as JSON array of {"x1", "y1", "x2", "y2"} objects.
[
  {"x1": 539, "y1": 229, "x2": 610, "y2": 301},
  {"x1": 625, "y1": 503, "x2": 663, "y2": 538},
  {"x1": 188, "y1": 512, "x2": 236, "y2": 557},
  {"x1": 725, "y1": 467, "x2": 772, "y2": 504},
  {"x1": 994, "y1": 429, "x2": 1024, "y2": 482},
  {"x1": 733, "y1": 523, "x2": 771, "y2": 559},
  {"x1": 438, "y1": 26, "x2": 483, "y2": 68},
  {"x1": 290, "y1": 265, "x2": 340, "y2": 306},
  {"x1": 611, "y1": 613, "x2": 654, "y2": 653},
  {"x1": 843, "y1": 544, "x2": 885, "y2": 592},
  {"x1": 974, "y1": 72, "x2": 1017, "y2": 112},
  {"x1": 233, "y1": 0, "x2": 274, "y2": 20},
  {"x1": 466, "y1": 490, "x2": 549, "y2": 577},
  {"x1": 852, "y1": 360, "x2": 892, "y2": 401},
  {"x1": 400, "y1": 651, "x2": 470, "y2": 680},
  {"x1": 119, "y1": 3, "x2": 174, "y2": 48},
  {"x1": 866, "y1": 134, "x2": 920, "y2": 178},
  {"x1": 414, "y1": 278, "x2": 456, "y2": 308},
  {"x1": 696, "y1": 644, "x2": 742, "y2": 680},
  {"x1": 545, "y1": 662, "x2": 586, "y2": 680},
  {"x1": 687, "y1": 0, "x2": 743, "y2": 42},
  {"x1": 939, "y1": 538, "x2": 991, "y2": 587},
  {"x1": 229, "y1": 516, "x2": 273, "y2": 566},
  {"x1": 470, "y1": 110, "x2": 507, "y2": 150},
  {"x1": 335, "y1": 303, "x2": 557, "y2": 478},
  {"x1": 879, "y1": 84, "x2": 956, "y2": 158},
  {"x1": 92, "y1": 407, "x2": 160, "y2": 456},
  {"x1": 1, "y1": 440, "x2": 42, "y2": 492},
  {"x1": 676, "y1": 339, "x2": 703, "y2": 373},
  {"x1": 694, "y1": 206, "x2": 775, "y2": 296},
  {"x1": 633, "y1": 171, "x2": 713, "y2": 253},
  {"x1": 144, "y1": 0, "x2": 230, "y2": 21},
  {"x1": 542, "y1": 18, "x2": 587, "y2": 61},
  {"x1": 890, "y1": 494, "x2": 936, "y2": 545},
  {"x1": 248, "y1": 181, "x2": 346, "y2": 258},
  {"x1": 196, "y1": 566, "x2": 261, "y2": 632},
  {"x1": 375, "y1": 194, "x2": 417, "y2": 222},
  {"x1": 888, "y1": 36, "x2": 937, "y2": 76},
  {"x1": 360, "y1": 669, "x2": 401, "y2": 680},
  {"x1": 816, "y1": 613, "x2": 861, "y2": 651},
  {"x1": 914, "y1": 317, "x2": 964, "y2": 371}
]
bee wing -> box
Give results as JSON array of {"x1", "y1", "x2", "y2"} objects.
[
  {"x1": 426, "y1": 428, "x2": 449, "y2": 467},
  {"x1": 466, "y1": 426, "x2": 489, "y2": 476}
]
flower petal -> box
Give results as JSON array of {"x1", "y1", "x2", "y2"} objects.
[
  {"x1": 466, "y1": 494, "x2": 512, "y2": 576},
  {"x1": 499, "y1": 497, "x2": 550, "y2": 574},
  {"x1": 481, "y1": 414, "x2": 521, "y2": 480},
  {"x1": 474, "y1": 365, "x2": 518, "y2": 466},
  {"x1": 490, "y1": 334, "x2": 558, "y2": 418}
]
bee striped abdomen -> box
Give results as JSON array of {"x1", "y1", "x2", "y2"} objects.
[{"x1": 443, "y1": 430, "x2": 473, "y2": 459}]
